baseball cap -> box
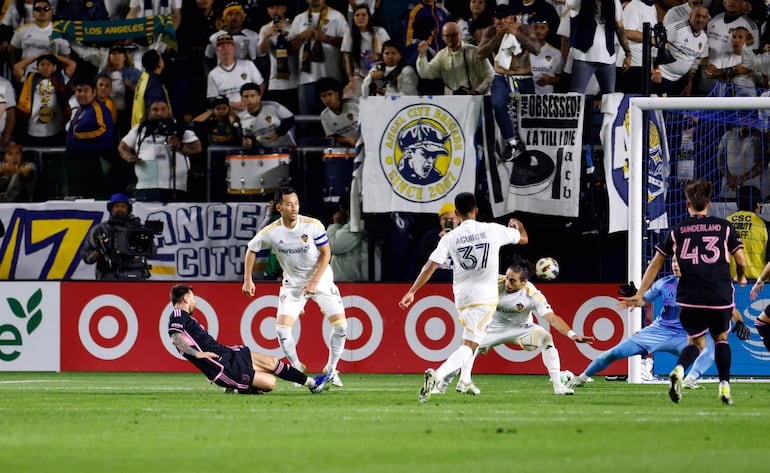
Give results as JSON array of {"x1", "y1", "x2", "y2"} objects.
[
  {"x1": 216, "y1": 34, "x2": 235, "y2": 46},
  {"x1": 438, "y1": 202, "x2": 456, "y2": 217}
]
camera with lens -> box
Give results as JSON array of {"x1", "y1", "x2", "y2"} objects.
[
  {"x1": 148, "y1": 118, "x2": 182, "y2": 137},
  {"x1": 102, "y1": 217, "x2": 164, "y2": 280}
]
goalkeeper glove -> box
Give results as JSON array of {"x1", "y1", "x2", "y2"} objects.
[
  {"x1": 733, "y1": 320, "x2": 751, "y2": 340},
  {"x1": 618, "y1": 281, "x2": 638, "y2": 297}
]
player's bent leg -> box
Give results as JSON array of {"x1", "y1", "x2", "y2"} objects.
[
  {"x1": 276, "y1": 314, "x2": 302, "y2": 368},
  {"x1": 251, "y1": 372, "x2": 277, "y2": 393},
  {"x1": 252, "y1": 352, "x2": 314, "y2": 388},
  {"x1": 568, "y1": 339, "x2": 645, "y2": 388},
  {"x1": 685, "y1": 335, "x2": 715, "y2": 389}
]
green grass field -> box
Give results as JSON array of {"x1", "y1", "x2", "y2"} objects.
[{"x1": 0, "y1": 372, "x2": 767, "y2": 473}]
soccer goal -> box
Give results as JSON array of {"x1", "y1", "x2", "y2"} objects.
[{"x1": 627, "y1": 95, "x2": 770, "y2": 383}]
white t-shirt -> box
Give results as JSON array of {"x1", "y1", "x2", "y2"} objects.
[
  {"x1": 207, "y1": 60, "x2": 265, "y2": 103},
  {"x1": 566, "y1": 0, "x2": 623, "y2": 64},
  {"x1": 531, "y1": 43, "x2": 564, "y2": 94},
  {"x1": 120, "y1": 124, "x2": 198, "y2": 191},
  {"x1": 659, "y1": 20, "x2": 709, "y2": 81},
  {"x1": 238, "y1": 101, "x2": 296, "y2": 149},
  {"x1": 428, "y1": 219, "x2": 521, "y2": 308},
  {"x1": 494, "y1": 280, "x2": 553, "y2": 326},
  {"x1": 11, "y1": 23, "x2": 71, "y2": 75},
  {"x1": 341, "y1": 27, "x2": 390, "y2": 76},
  {"x1": 247, "y1": 215, "x2": 334, "y2": 288},
  {"x1": 618, "y1": 0, "x2": 658, "y2": 67},
  {"x1": 27, "y1": 76, "x2": 67, "y2": 138},
  {"x1": 320, "y1": 99, "x2": 358, "y2": 139},
  {"x1": 288, "y1": 7, "x2": 349, "y2": 84},
  {"x1": 0, "y1": 76, "x2": 16, "y2": 135},
  {"x1": 257, "y1": 19, "x2": 299, "y2": 90},
  {"x1": 557, "y1": 10, "x2": 600, "y2": 95}
]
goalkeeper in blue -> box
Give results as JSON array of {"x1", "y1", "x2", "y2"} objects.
[{"x1": 568, "y1": 258, "x2": 751, "y2": 389}]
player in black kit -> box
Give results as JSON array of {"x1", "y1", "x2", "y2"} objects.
[
  {"x1": 168, "y1": 284, "x2": 333, "y2": 394},
  {"x1": 619, "y1": 179, "x2": 747, "y2": 405}
]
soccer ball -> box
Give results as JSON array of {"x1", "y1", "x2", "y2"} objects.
[
  {"x1": 559, "y1": 370, "x2": 575, "y2": 385},
  {"x1": 535, "y1": 257, "x2": 559, "y2": 280}
]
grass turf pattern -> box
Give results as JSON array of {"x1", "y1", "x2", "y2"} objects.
[{"x1": 0, "y1": 372, "x2": 767, "y2": 472}]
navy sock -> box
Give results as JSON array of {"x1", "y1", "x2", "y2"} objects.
[
  {"x1": 273, "y1": 360, "x2": 308, "y2": 385},
  {"x1": 677, "y1": 344, "x2": 701, "y2": 371}
]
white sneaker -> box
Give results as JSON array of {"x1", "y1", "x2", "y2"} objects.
[
  {"x1": 419, "y1": 369, "x2": 438, "y2": 403},
  {"x1": 668, "y1": 365, "x2": 684, "y2": 403},
  {"x1": 455, "y1": 380, "x2": 481, "y2": 396},
  {"x1": 682, "y1": 376, "x2": 701, "y2": 389},
  {"x1": 553, "y1": 383, "x2": 575, "y2": 395},
  {"x1": 329, "y1": 370, "x2": 344, "y2": 387}
]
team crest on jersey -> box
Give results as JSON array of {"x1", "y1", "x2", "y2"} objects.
[
  {"x1": 516, "y1": 303, "x2": 524, "y2": 311},
  {"x1": 379, "y1": 104, "x2": 464, "y2": 203},
  {"x1": 241, "y1": 73, "x2": 248, "y2": 80},
  {"x1": 266, "y1": 116, "x2": 272, "y2": 124},
  {"x1": 301, "y1": 234, "x2": 308, "y2": 242},
  {"x1": 347, "y1": 113, "x2": 354, "y2": 122}
]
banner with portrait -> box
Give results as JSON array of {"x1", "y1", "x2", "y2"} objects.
[{"x1": 359, "y1": 95, "x2": 482, "y2": 214}]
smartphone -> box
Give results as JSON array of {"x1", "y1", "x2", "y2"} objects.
[
  {"x1": 273, "y1": 15, "x2": 280, "y2": 23},
  {"x1": 444, "y1": 220, "x2": 453, "y2": 230}
]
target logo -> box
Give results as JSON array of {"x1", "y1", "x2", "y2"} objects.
[
  {"x1": 241, "y1": 295, "x2": 300, "y2": 358},
  {"x1": 322, "y1": 295, "x2": 383, "y2": 362},
  {"x1": 79, "y1": 295, "x2": 139, "y2": 360},
  {"x1": 405, "y1": 295, "x2": 462, "y2": 362},
  {"x1": 570, "y1": 296, "x2": 626, "y2": 359}
]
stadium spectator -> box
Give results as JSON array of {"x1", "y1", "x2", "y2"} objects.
[
  {"x1": 615, "y1": 0, "x2": 658, "y2": 95},
  {"x1": 555, "y1": 5, "x2": 601, "y2": 94},
  {"x1": 119, "y1": 99, "x2": 202, "y2": 202},
  {"x1": 326, "y1": 192, "x2": 367, "y2": 281},
  {"x1": 415, "y1": 21, "x2": 494, "y2": 95},
  {"x1": 341, "y1": 4, "x2": 390, "y2": 98},
  {"x1": 404, "y1": 0, "x2": 449, "y2": 51},
  {"x1": 663, "y1": 0, "x2": 707, "y2": 26},
  {"x1": 361, "y1": 39, "x2": 419, "y2": 96},
  {"x1": 618, "y1": 179, "x2": 747, "y2": 405},
  {"x1": 257, "y1": 0, "x2": 299, "y2": 114},
  {"x1": 399, "y1": 192, "x2": 528, "y2": 403},
  {"x1": 403, "y1": 15, "x2": 444, "y2": 95},
  {"x1": 10, "y1": 0, "x2": 71, "y2": 76},
  {"x1": 126, "y1": 0, "x2": 181, "y2": 30},
  {"x1": 318, "y1": 77, "x2": 358, "y2": 147},
  {"x1": 415, "y1": 201, "x2": 457, "y2": 282},
  {"x1": 565, "y1": 0, "x2": 631, "y2": 94},
  {"x1": 236, "y1": 82, "x2": 295, "y2": 149},
  {"x1": 716, "y1": 122, "x2": 768, "y2": 201},
  {"x1": 95, "y1": 74, "x2": 119, "y2": 125},
  {"x1": 727, "y1": 186, "x2": 770, "y2": 280},
  {"x1": 651, "y1": 5, "x2": 709, "y2": 97},
  {"x1": 101, "y1": 44, "x2": 141, "y2": 135},
  {"x1": 191, "y1": 95, "x2": 242, "y2": 147},
  {"x1": 0, "y1": 74, "x2": 16, "y2": 148},
  {"x1": 131, "y1": 49, "x2": 172, "y2": 127},
  {"x1": 205, "y1": 2, "x2": 260, "y2": 63},
  {"x1": 13, "y1": 53, "x2": 76, "y2": 147},
  {"x1": 64, "y1": 75, "x2": 117, "y2": 198},
  {"x1": 289, "y1": 0, "x2": 348, "y2": 116},
  {"x1": 0, "y1": 144, "x2": 36, "y2": 202},
  {"x1": 0, "y1": 0, "x2": 42, "y2": 34},
  {"x1": 530, "y1": 17, "x2": 563, "y2": 94},
  {"x1": 169, "y1": 284, "x2": 334, "y2": 394},
  {"x1": 207, "y1": 33, "x2": 265, "y2": 111},
  {"x1": 242, "y1": 186, "x2": 348, "y2": 388},
  {"x1": 706, "y1": 26, "x2": 758, "y2": 96},
  {"x1": 456, "y1": 0, "x2": 493, "y2": 45},
  {"x1": 344, "y1": 0, "x2": 376, "y2": 26},
  {"x1": 509, "y1": 0, "x2": 561, "y2": 50}
]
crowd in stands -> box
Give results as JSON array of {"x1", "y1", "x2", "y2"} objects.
[{"x1": 1, "y1": 0, "x2": 770, "y2": 280}]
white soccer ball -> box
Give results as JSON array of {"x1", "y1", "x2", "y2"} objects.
[
  {"x1": 559, "y1": 370, "x2": 574, "y2": 385},
  {"x1": 535, "y1": 257, "x2": 559, "y2": 280}
]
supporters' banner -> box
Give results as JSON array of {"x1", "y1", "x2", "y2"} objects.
[
  {"x1": 0, "y1": 201, "x2": 269, "y2": 281},
  {"x1": 51, "y1": 15, "x2": 175, "y2": 43},
  {"x1": 359, "y1": 96, "x2": 482, "y2": 213},
  {"x1": 601, "y1": 93, "x2": 670, "y2": 233},
  {"x1": 503, "y1": 94, "x2": 584, "y2": 217}
]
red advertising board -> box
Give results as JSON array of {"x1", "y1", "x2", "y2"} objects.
[{"x1": 60, "y1": 282, "x2": 625, "y2": 375}]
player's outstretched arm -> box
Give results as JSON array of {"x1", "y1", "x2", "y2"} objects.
[
  {"x1": 544, "y1": 312, "x2": 595, "y2": 344},
  {"x1": 618, "y1": 252, "x2": 665, "y2": 308},
  {"x1": 242, "y1": 249, "x2": 258, "y2": 296},
  {"x1": 508, "y1": 218, "x2": 528, "y2": 245},
  {"x1": 171, "y1": 332, "x2": 218, "y2": 359}
]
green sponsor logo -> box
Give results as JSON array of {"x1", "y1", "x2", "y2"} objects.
[{"x1": 0, "y1": 289, "x2": 43, "y2": 362}]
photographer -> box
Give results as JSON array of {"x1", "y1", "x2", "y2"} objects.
[
  {"x1": 361, "y1": 40, "x2": 419, "y2": 97},
  {"x1": 81, "y1": 193, "x2": 157, "y2": 281},
  {"x1": 118, "y1": 99, "x2": 202, "y2": 203}
]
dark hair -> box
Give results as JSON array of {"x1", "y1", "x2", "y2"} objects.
[
  {"x1": 274, "y1": 186, "x2": 298, "y2": 203},
  {"x1": 737, "y1": 185, "x2": 762, "y2": 212},
  {"x1": 316, "y1": 77, "x2": 342, "y2": 96},
  {"x1": 36, "y1": 54, "x2": 58, "y2": 67},
  {"x1": 455, "y1": 192, "x2": 477, "y2": 215},
  {"x1": 412, "y1": 15, "x2": 435, "y2": 41},
  {"x1": 170, "y1": 284, "x2": 193, "y2": 305},
  {"x1": 350, "y1": 4, "x2": 374, "y2": 71},
  {"x1": 684, "y1": 179, "x2": 712, "y2": 212},
  {"x1": 240, "y1": 82, "x2": 261, "y2": 95},
  {"x1": 141, "y1": 49, "x2": 162, "y2": 72},
  {"x1": 507, "y1": 257, "x2": 534, "y2": 281},
  {"x1": 71, "y1": 74, "x2": 96, "y2": 88},
  {"x1": 382, "y1": 39, "x2": 403, "y2": 53}
]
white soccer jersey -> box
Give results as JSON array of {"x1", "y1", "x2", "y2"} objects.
[
  {"x1": 494, "y1": 279, "x2": 553, "y2": 326},
  {"x1": 428, "y1": 219, "x2": 521, "y2": 308},
  {"x1": 706, "y1": 13, "x2": 757, "y2": 61},
  {"x1": 207, "y1": 60, "x2": 265, "y2": 104},
  {"x1": 619, "y1": 0, "x2": 659, "y2": 67},
  {"x1": 238, "y1": 101, "x2": 296, "y2": 148},
  {"x1": 320, "y1": 99, "x2": 358, "y2": 139},
  {"x1": 531, "y1": 43, "x2": 564, "y2": 94},
  {"x1": 663, "y1": 3, "x2": 693, "y2": 26},
  {"x1": 288, "y1": 7, "x2": 349, "y2": 84},
  {"x1": 247, "y1": 215, "x2": 333, "y2": 288},
  {"x1": 258, "y1": 19, "x2": 298, "y2": 91},
  {"x1": 0, "y1": 76, "x2": 15, "y2": 134},
  {"x1": 659, "y1": 20, "x2": 709, "y2": 81},
  {"x1": 11, "y1": 23, "x2": 71, "y2": 76}
]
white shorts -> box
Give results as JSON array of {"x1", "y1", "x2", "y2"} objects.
[
  {"x1": 480, "y1": 320, "x2": 542, "y2": 351},
  {"x1": 457, "y1": 304, "x2": 496, "y2": 344},
  {"x1": 277, "y1": 281, "x2": 345, "y2": 320}
]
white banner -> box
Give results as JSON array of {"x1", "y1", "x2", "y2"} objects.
[
  {"x1": 0, "y1": 282, "x2": 60, "y2": 371},
  {"x1": 505, "y1": 94, "x2": 584, "y2": 217},
  {"x1": 0, "y1": 201, "x2": 269, "y2": 281},
  {"x1": 360, "y1": 95, "x2": 482, "y2": 213}
]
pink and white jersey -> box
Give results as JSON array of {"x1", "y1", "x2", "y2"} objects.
[
  {"x1": 247, "y1": 215, "x2": 333, "y2": 287},
  {"x1": 429, "y1": 220, "x2": 521, "y2": 308}
]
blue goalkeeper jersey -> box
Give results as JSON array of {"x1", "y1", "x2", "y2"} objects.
[{"x1": 644, "y1": 274, "x2": 682, "y2": 330}]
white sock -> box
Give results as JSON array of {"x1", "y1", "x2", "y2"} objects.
[
  {"x1": 542, "y1": 345, "x2": 562, "y2": 384},
  {"x1": 437, "y1": 345, "x2": 473, "y2": 381},
  {"x1": 324, "y1": 321, "x2": 347, "y2": 373},
  {"x1": 275, "y1": 325, "x2": 301, "y2": 367},
  {"x1": 459, "y1": 350, "x2": 479, "y2": 384}
]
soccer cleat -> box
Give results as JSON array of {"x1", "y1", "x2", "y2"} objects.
[
  {"x1": 683, "y1": 376, "x2": 701, "y2": 389},
  {"x1": 668, "y1": 365, "x2": 684, "y2": 403},
  {"x1": 310, "y1": 372, "x2": 333, "y2": 394},
  {"x1": 553, "y1": 383, "x2": 575, "y2": 395},
  {"x1": 719, "y1": 381, "x2": 733, "y2": 405},
  {"x1": 330, "y1": 370, "x2": 344, "y2": 388},
  {"x1": 566, "y1": 375, "x2": 586, "y2": 388},
  {"x1": 419, "y1": 369, "x2": 438, "y2": 403},
  {"x1": 455, "y1": 380, "x2": 481, "y2": 396}
]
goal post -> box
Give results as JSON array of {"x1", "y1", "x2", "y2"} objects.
[{"x1": 627, "y1": 96, "x2": 770, "y2": 383}]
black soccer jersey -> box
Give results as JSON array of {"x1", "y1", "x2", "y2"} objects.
[{"x1": 655, "y1": 214, "x2": 743, "y2": 309}]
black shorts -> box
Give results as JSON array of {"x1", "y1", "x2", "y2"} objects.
[
  {"x1": 210, "y1": 346, "x2": 256, "y2": 391},
  {"x1": 679, "y1": 307, "x2": 732, "y2": 338}
]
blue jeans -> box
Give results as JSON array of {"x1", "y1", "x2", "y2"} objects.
[
  {"x1": 491, "y1": 74, "x2": 534, "y2": 141},
  {"x1": 570, "y1": 60, "x2": 616, "y2": 94}
]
